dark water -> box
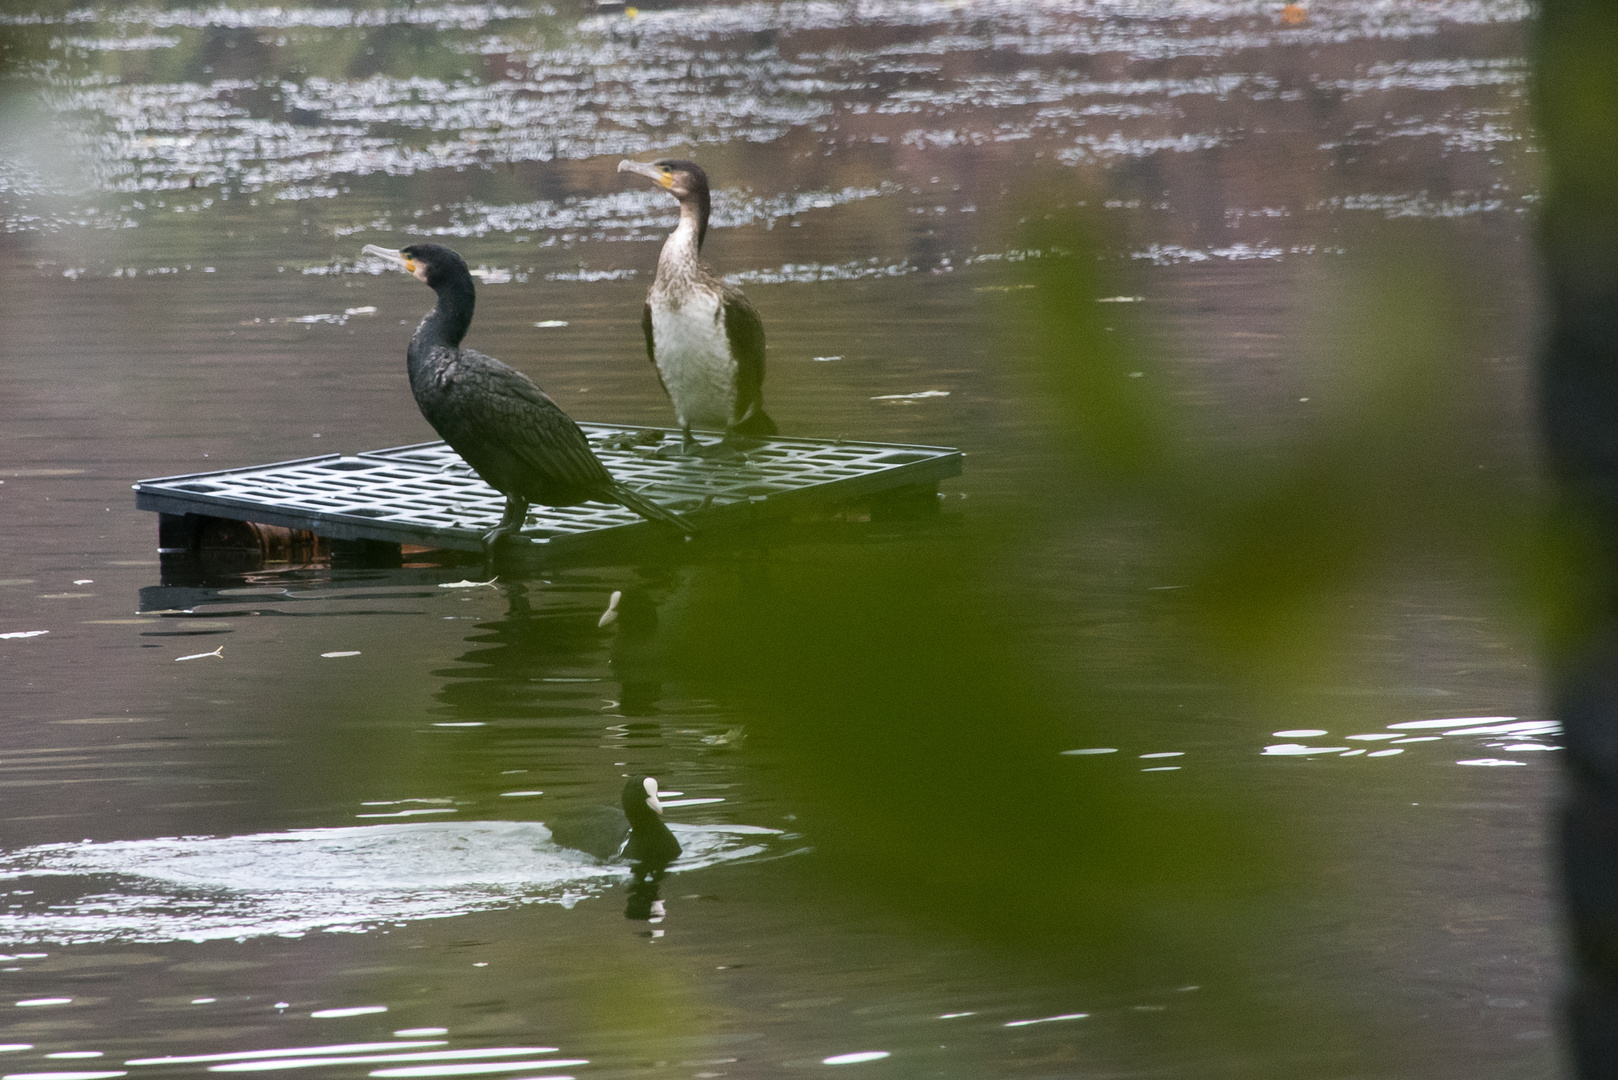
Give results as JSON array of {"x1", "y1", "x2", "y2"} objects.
[{"x1": 0, "y1": 2, "x2": 1554, "y2": 1078}]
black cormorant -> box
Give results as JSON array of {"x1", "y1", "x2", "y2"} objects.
[
  {"x1": 361, "y1": 242, "x2": 692, "y2": 545},
  {"x1": 617, "y1": 158, "x2": 777, "y2": 453}
]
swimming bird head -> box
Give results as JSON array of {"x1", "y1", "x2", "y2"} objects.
[{"x1": 622, "y1": 775, "x2": 665, "y2": 823}]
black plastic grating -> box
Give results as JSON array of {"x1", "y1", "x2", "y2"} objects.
[{"x1": 134, "y1": 423, "x2": 963, "y2": 555}]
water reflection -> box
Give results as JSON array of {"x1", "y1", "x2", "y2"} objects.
[
  {"x1": 431, "y1": 578, "x2": 613, "y2": 723},
  {"x1": 600, "y1": 585, "x2": 664, "y2": 716}
]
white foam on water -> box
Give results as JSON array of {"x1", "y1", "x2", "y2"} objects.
[{"x1": 0, "y1": 821, "x2": 790, "y2": 945}]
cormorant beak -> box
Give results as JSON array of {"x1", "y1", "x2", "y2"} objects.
[
  {"x1": 362, "y1": 244, "x2": 427, "y2": 283},
  {"x1": 643, "y1": 775, "x2": 664, "y2": 815},
  {"x1": 618, "y1": 159, "x2": 674, "y2": 190}
]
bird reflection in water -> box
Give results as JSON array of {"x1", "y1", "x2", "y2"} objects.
[
  {"x1": 431, "y1": 573, "x2": 673, "y2": 724},
  {"x1": 599, "y1": 586, "x2": 662, "y2": 716}
]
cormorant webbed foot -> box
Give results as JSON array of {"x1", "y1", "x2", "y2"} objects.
[
  {"x1": 482, "y1": 496, "x2": 530, "y2": 550},
  {"x1": 653, "y1": 429, "x2": 725, "y2": 459},
  {"x1": 656, "y1": 431, "x2": 746, "y2": 459}
]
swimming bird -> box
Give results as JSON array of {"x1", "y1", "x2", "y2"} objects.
[
  {"x1": 617, "y1": 158, "x2": 777, "y2": 454},
  {"x1": 546, "y1": 775, "x2": 683, "y2": 867},
  {"x1": 361, "y1": 243, "x2": 693, "y2": 546}
]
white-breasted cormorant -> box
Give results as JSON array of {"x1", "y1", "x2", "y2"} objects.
[
  {"x1": 617, "y1": 158, "x2": 777, "y2": 453},
  {"x1": 362, "y1": 242, "x2": 692, "y2": 545}
]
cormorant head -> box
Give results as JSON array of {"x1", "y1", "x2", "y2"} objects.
[
  {"x1": 621, "y1": 775, "x2": 664, "y2": 822},
  {"x1": 362, "y1": 242, "x2": 471, "y2": 291},
  {"x1": 618, "y1": 159, "x2": 713, "y2": 247},
  {"x1": 617, "y1": 158, "x2": 710, "y2": 203}
]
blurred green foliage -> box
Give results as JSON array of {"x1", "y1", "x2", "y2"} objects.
[
  {"x1": 1535, "y1": 0, "x2": 1618, "y2": 254},
  {"x1": 655, "y1": 204, "x2": 1548, "y2": 1066}
]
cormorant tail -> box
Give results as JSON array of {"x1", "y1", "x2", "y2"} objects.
[
  {"x1": 732, "y1": 406, "x2": 778, "y2": 438},
  {"x1": 611, "y1": 483, "x2": 697, "y2": 538}
]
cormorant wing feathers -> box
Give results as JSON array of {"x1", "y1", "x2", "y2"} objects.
[
  {"x1": 641, "y1": 301, "x2": 671, "y2": 398},
  {"x1": 417, "y1": 346, "x2": 612, "y2": 493},
  {"x1": 720, "y1": 283, "x2": 770, "y2": 426}
]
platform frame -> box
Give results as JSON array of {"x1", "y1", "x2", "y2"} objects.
[{"x1": 134, "y1": 424, "x2": 963, "y2": 561}]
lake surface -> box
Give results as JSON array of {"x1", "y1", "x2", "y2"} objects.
[{"x1": 0, "y1": 2, "x2": 1554, "y2": 1077}]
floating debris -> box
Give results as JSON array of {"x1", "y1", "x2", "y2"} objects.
[
  {"x1": 174, "y1": 646, "x2": 223, "y2": 662},
  {"x1": 355, "y1": 808, "x2": 459, "y2": 819},
  {"x1": 438, "y1": 577, "x2": 498, "y2": 589}
]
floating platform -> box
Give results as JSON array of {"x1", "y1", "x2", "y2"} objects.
[{"x1": 134, "y1": 424, "x2": 963, "y2": 564}]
